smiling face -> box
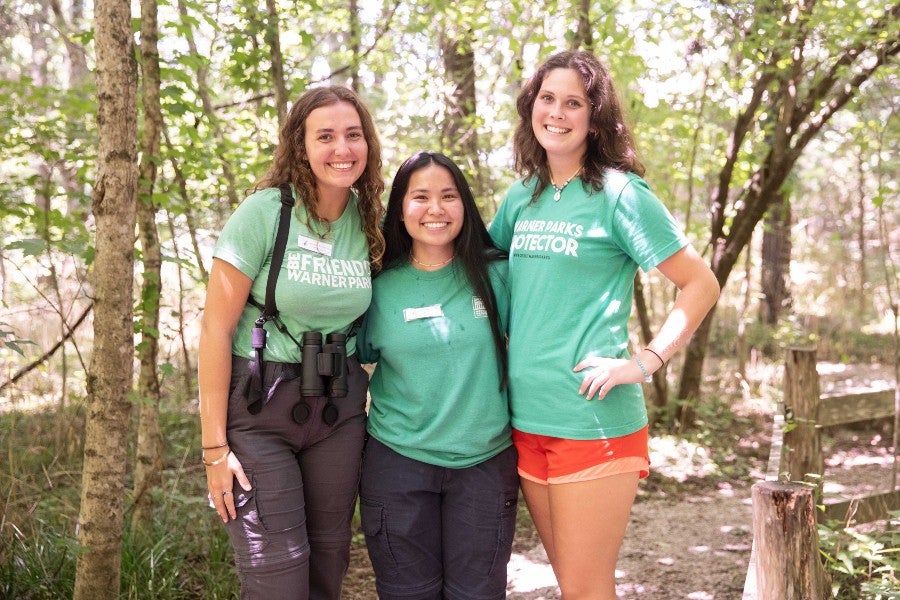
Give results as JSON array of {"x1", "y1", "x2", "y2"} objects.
[
  {"x1": 530, "y1": 67, "x2": 591, "y2": 172},
  {"x1": 304, "y1": 101, "x2": 368, "y2": 198},
  {"x1": 401, "y1": 163, "x2": 464, "y2": 264}
]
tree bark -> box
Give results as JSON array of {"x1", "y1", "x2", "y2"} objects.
[
  {"x1": 264, "y1": 0, "x2": 287, "y2": 125},
  {"x1": 572, "y1": 0, "x2": 592, "y2": 51},
  {"x1": 132, "y1": 0, "x2": 164, "y2": 538},
  {"x1": 175, "y1": 0, "x2": 239, "y2": 208},
  {"x1": 759, "y1": 190, "x2": 792, "y2": 326},
  {"x1": 441, "y1": 26, "x2": 487, "y2": 214},
  {"x1": 633, "y1": 272, "x2": 668, "y2": 423},
  {"x1": 73, "y1": 0, "x2": 137, "y2": 596},
  {"x1": 751, "y1": 481, "x2": 828, "y2": 599}
]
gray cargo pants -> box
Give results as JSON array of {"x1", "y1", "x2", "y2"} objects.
[{"x1": 223, "y1": 354, "x2": 368, "y2": 600}]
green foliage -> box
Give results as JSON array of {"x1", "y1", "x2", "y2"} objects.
[
  {"x1": 819, "y1": 514, "x2": 900, "y2": 599},
  {"x1": 0, "y1": 406, "x2": 240, "y2": 598}
]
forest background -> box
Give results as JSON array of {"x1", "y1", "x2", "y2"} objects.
[{"x1": 0, "y1": 0, "x2": 897, "y2": 598}]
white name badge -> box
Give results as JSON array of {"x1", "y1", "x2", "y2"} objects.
[
  {"x1": 297, "y1": 234, "x2": 333, "y2": 257},
  {"x1": 403, "y1": 304, "x2": 444, "y2": 322}
]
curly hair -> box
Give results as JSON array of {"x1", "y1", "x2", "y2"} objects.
[
  {"x1": 513, "y1": 50, "x2": 645, "y2": 202},
  {"x1": 256, "y1": 85, "x2": 386, "y2": 270}
]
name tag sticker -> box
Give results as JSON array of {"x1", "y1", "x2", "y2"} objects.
[
  {"x1": 403, "y1": 304, "x2": 444, "y2": 322},
  {"x1": 297, "y1": 234, "x2": 333, "y2": 257}
]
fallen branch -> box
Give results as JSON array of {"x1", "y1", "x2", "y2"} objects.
[{"x1": 0, "y1": 301, "x2": 93, "y2": 393}]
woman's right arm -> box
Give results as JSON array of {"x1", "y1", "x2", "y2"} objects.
[{"x1": 199, "y1": 257, "x2": 254, "y2": 522}]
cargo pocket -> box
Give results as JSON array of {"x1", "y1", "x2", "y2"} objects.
[
  {"x1": 254, "y1": 471, "x2": 306, "y2": 534},
  {"x1": 359, "y1": 499, "x2": 398, "y2": 576}
]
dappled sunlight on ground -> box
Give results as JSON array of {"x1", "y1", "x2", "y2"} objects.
[
  {"x1": 649, "y1": 435, "x2": 719, "y2": 482},
  {"x1": 506, "y1": 552, "x2": 557, "y2": 594}
]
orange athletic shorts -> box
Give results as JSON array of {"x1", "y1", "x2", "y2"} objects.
[{"x1": 513, "y1": 426, "x2": 650, "y2": 485}]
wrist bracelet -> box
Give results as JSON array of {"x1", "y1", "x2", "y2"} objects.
[
  {"x1": 201, "y1": 449, "x2": 231, "y2": 467},
  {"x1": 634, "y1": 356, "x2": 652, "y2": 383},
  {"x1": 644, "y1": 347, "x2": 664, "y2": 366},
  {"x1": 202, "y1": 441, "x2": 229, "y2": 450}
]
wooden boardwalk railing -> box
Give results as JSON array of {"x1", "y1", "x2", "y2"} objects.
[{"x1": 742, "y1": 347, "x2": 899, "y2": 600}]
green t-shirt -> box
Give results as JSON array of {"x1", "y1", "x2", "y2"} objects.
[
  {"x1": 489, "y1": 170, "x2": 687, "y2": 439},
  {"x1": 213, "y1": 186, "x2": 372, "y2": 362},
  {"x1": 356, "y1": 259, "x2": 512, "y2": 468}
]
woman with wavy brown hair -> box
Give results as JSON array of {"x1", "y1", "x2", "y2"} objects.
[
  {"x1": 491, "y1": 51, "x2": 720, "y2": 599},
  {"x1": 198, "y1": 85, "x2": 384, "y2": 599}
]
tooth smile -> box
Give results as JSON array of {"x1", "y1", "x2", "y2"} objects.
[
  {"x1": 423, "y1": 222, "x2": 448, "y2": 229},
  {"x1": 545, "y1": 125, "x2": 570, "y2": 134},
  {"x1": 331, "y1": 162, "x2": 353, "y2": 169}
]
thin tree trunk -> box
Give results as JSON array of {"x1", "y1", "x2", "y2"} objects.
[
  {"x1": 634, "y1": 272, "x2": 668, "y2": 424},
  {"x1": 736, "y1": 233, "x2": 754, "y2": 379},
  {"x1": 348, "y1": 0, "x2": 360, "y2": 92},
  {"x1": 166, "y1": 209, "x2": 195, "y2": 401},
  {"x1": 162, "y1": 127, "x2": 210, "y2": 283},
  {"x1": 855, "y1": 153, "x2": 867, "y2": 316},
  {"x1": 264, "y1": 0, "x2": 287, "y2": 126},
  {"x1": 572, "y1": 0, "x2": 592, "y2": 51},
  {"x1": 132, "y1": 0, "x2": 164, "y2": 537},
  {"x1": 759, "y1": 190, "x2": 792, "y2": 326},
  {"x1": 440, "y1": 25, "x2": 486, "y2": 214},
  {"x1": 175, "y1": 0, "x2": 239, "y2": 208},
  {"x1": 73, "y1": 0, "x2": 137, "y2": 596}
]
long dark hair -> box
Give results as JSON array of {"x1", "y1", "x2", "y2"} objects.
[
  {"x1": 514, "y1": 50, "x2": 644, "y2": 202},
  {"x1": 256, "y1": 85, "x2": 386, "y2": 270},
  {"x1": 381, "y1": 151, "x2": 508, "y2": 390}
]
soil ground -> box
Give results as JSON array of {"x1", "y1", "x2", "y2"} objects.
[{"x1": 341, "y1": 362, "x2": 897, "y2": 599}]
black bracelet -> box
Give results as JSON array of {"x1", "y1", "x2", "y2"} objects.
[{"x1": 644, "y1": 347, "x2": 664, "y2": 366}]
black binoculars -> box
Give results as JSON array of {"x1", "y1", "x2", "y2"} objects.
[{"x1": 300, "y1": 331, "x2": 348, "y2": 398}]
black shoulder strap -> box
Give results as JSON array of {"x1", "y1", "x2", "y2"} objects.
[
  {"x1": 247, "y1": 184, "x2": 294, "y2": 415},
  {"x1": 261, "y1": 183, "x2": 295, "y2": 319}
]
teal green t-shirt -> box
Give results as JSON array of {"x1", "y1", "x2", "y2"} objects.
[
  {"x1": 213, "y1": 186, "x2": 372, "y2": 361},
  {"x1": 356, "y1": 259, "x2": 512, "y2": 468},
  {"x1": 489, "y1": 170, "x2": 687, "y2": 439}
]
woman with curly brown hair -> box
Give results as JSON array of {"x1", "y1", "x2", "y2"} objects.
[
  {"x1": 491, "y1": 51, "x2": 720, "y2": 599},
  {"x1": 198, "y1": 85, "x2": 385, "y2": 599}
]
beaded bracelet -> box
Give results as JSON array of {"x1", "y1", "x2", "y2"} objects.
[
  {"x1": 201, "y1": 449, "x2": 231, "y2": 467},
  {"x1": 634, "y1": 356, "x2": 652, "y2": 383}
]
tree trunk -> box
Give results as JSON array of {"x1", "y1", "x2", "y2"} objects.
[
  {"x1": 264, "y1": 0, "x2": 287, "y2": 126},
  {"x1": 132, "y1": 0, "x2": 164, "y2": 538},
  {"x1": 855, "y1": 153, "x2": 867, "y2": 316},
  {"x1": 73, "y1": 0, "x2": 137, "y2": 596},
  {"x1": 572, "y1": 0, "x2": 592, "y2": 51},
  {"x1": 759, "y1": 190, "x2": 792, "y2": 326},
  {"x1": 735, "y1": 235, "x2": 754, "y2": 378},
  {"x1": 441, "y1": 27, "x2": 486, "y2": 214},
  {"x1": 633, "y1": 272, "x2": 668, "y2": 423},
  {"x1": 348, "y1": 0, "x2": 360, "y2": 92},
  {"x1": 166, "y1": 210, "x2": 195, "y2": 400},
  {"x1": 175, "y1": 0, "x2": 239, "y2": 208}
]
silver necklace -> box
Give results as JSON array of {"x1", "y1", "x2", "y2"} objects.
[
  {"x1": 550, "y1": 167, "x2": 582, "y2": 201},
  {"x1": 410, "y1": 254, "x2": 454, "y2": 268}
]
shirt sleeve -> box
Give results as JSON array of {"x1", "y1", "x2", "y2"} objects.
[
  {"x1": 213, "y1": 189, "x2": 279, "y2": 279},
  {"x1": 608, "y1": 176, "x2": 688, "y2": 272}
]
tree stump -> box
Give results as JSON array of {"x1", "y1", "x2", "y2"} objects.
[{"x1": 752, "y1": 481, "x2": 827, "y2": 599}]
